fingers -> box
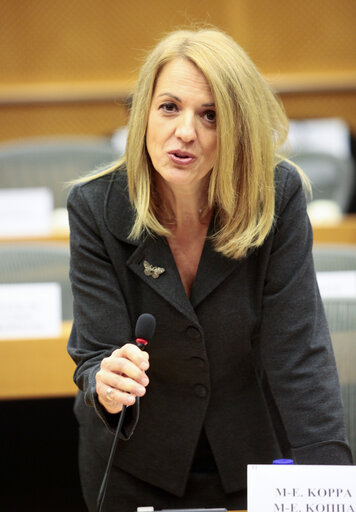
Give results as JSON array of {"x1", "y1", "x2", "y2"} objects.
[
  {"x1": 97, "y1": 372, "x2": 148, "y2": 414},
  {"x1": 105, "y1": 344, "x2": 149, "y2": 378},
  {"x1": 119, "y1": 343, "x2": 150, "y2": 371},
  {"x1": 98, "y1": 368, "x2": 148, "y2": 401},
  {"x1": 96, "y1": 343, "x2": 150, "y2": 414},
  {"x1": 98, "y1": 382, "x2": 137, "y2": 414}
]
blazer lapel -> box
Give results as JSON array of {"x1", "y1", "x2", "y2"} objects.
[
  {"x1": 103, "y1": 170, "x2": 197, "y2": 321},
  {"x1": 126, "y1": 236, "x2": 198, "y2": 321},
  {"x1": 190, "y1": 236, "x2": 242, "y2": 309},
  {"x1": 104, "y1": 169, "x2": 241, "y2": 317}
]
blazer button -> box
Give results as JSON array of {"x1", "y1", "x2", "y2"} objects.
[
  {"x1": 186, "y1": 326, "x2": 201, "y2": 339},
  {"x1": 194, "y1": 384, "x2": 208, "y2": 398},
  {"x1": 190, "y1": 356, "x2": 206, "y2": 369}
]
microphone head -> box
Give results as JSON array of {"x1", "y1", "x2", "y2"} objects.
[{"x1": 135, "y1": 313, "x2": 156, "y2": 342}]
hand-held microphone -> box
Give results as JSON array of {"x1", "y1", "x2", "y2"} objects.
[
  {"x1": 135, "y1": 312, "x2": 156, "y2": 349},
  {"x1": 96, "y1": 313, "x2": 156, "y2": 512}
]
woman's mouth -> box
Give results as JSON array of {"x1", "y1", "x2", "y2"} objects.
[{"x1": 168, "y1": 151, "x2": 196, "y2": 165}]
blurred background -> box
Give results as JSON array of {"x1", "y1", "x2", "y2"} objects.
[
  {"x1": 0, "y1": 1, "x2": 355, "y2": 510},
  {"x1": 0, "y1": 0, "x2": 355, "y2": 140}
]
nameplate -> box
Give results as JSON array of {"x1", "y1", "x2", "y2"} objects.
[
  {"x1": 0, "y1": 187, "x2": 53, "y2": 237},
  {"x1": 316, "y1": 271, "x2": 356, "y2": 299},
  {"x1": 248, "y1": 465, "x2": 356, "y2": 512},
  {"x1": 0, "y1": 282, "x2": 62, "y2": 339}
]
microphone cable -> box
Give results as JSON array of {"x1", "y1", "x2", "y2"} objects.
[{"x1": 96, "y1": 313, "x2": 156, "y2": 512}]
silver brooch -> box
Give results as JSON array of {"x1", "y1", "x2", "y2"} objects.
[{"x1": 143, "y1": 260, "x2": 165, "y2": 279}]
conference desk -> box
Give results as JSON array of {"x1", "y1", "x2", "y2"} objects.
[
  {"x1": 0, "y1": 321, "x2": 76, "y2": 400},
  {"x1": 1, "y1": 214, "x2": 355, "y2": 401},
  {"x1": 0, "y1": 227, "x2": 70, "y2": 244},
  {"x1": 1, "y1": 216, "x2": 356, "y2": 401},
  {"x1": 1, "y1": 327, "x2": 251, "y2": 512},
  {"x1": 312, "y1": 214, "x2": 356, "y2": 245},
  {"x1": 1, "y1": 214, "x2": 356, "y2": 245}
]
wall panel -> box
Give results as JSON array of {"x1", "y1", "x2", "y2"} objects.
[
  {"x1": 0, "y1": 0, "x2": 355, "y2": 141},
  {"x1": 223, "y1": 0, "x2": 356, "y2": 73},
  {"x1": 0, "y1": 102, "x2": 128, "y2": 141}
]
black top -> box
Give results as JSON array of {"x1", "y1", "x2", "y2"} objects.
[{"x1": 67, "y1": 162, "x2": 353, "y2": 497}]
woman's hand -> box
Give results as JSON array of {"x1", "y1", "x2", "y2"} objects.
[{"x1": 96, "y1": 343, "x2": 150, "y2": 414}]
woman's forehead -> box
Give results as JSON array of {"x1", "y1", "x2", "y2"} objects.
[{"x1": 152, "y1": 58, "x2": 213, "y2": 100}]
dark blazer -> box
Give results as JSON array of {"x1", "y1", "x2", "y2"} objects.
[{"x1": 67, "y1": 161, "x2": 352, "y2": 497}]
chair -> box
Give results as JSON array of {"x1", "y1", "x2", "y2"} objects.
[
  {"x1": 313, "y1": 244, "x2": 356, "y2": 272},
  {"x1": 292, "y1": 152, "x2": 355, "y2": 213},
  {"x1": 0, "y1": 136, "x2": 122, "y2": 209},
  {"x1": 313, "y1": 245, "x2": 356, "y2": 460},
  {"x1": 321, "y1": 298, "x2": 356, "y2": 462},
  {"x1": 0, "y1": 244, "x2": 72, "y2": 320}
]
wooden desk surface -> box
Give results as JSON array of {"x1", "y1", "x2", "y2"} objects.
[
  {"x1": 312, "y1": 214, "x2": 356, "y2": 245},
  {"x1": 0, "y1": 323, "x2": 248, "y2": 511},
  {"x1": 0, "y1": 227, "x2": 69, "y2": 244},
  {"x1": 0, "y1": 321, "x2": 77, "y2": 400},
  {"x1": 1, "y1": 215, "x2": 356, "y2": 246},
  {"x1": 1, "y1": 215, "x2": 355, "y2": 402}
]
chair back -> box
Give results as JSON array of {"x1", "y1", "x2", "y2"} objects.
[
  {"x1": 313, "y1": 245, "x2": 356, "y2": 460},
  {"x1": 293, "y1": 152, "x2": 355, "y2": 213},
  {"x1": 0, "y1": 136, "x2": 121, "y2": 208},
  {"x1": 0, "y1": 244, "x2": 72, "y2": 320}
]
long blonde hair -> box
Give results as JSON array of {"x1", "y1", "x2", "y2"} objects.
[{"x1": 81, "y1": 28, "x2": 301, "y2": 259}]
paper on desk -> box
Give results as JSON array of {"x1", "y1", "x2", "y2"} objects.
[
  {"x1": 316, "y1": 271, "x2": 356, "y2": 299},
  {"x1": 0, "y1": 187, "x2": 53, "y2": 237},
  {"x1": 0, "y1": 282, "x2": 61, "y2": 339}
]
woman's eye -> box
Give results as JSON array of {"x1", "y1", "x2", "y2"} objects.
[
  {"x1": 203, "y1": 110, "x2": 216, "y2": 123},
  {"x1": 160, "y1": 102, "x2": 177, "y2": 113}
]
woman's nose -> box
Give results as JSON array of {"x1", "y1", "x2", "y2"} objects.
[{"x1": 175, "y1": 112, "x2": 197, "y2": 142}]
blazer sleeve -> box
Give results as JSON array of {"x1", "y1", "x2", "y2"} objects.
[
  {"x1": 67, "y1": 182, "x2": 139, "y2": 438},
  {"x1": 258, "y1": 164, "x2": 353, "y2": 464}
]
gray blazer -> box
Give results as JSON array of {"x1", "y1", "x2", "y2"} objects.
[{"x1": 67, "y1": 161, "x2": 352, "y2": 497}]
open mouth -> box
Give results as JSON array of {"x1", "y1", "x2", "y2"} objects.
[
  {"x1": 174, "y1": 153, "x2": 190, "y2": 158},
  {"x1": 168, "y1": 152, "x2": 196, "y2": 165},
  {"x1": 168, "y1": 150, "x2": 196, "y2": 165}
]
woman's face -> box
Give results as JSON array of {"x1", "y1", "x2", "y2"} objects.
[{"x1": 146, "y1": 58, "x2": 217, "y2": 191}]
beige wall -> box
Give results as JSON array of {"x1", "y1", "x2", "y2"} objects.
[{"x1": 0, "y1": 0, "x2": 355, "y2": 141}]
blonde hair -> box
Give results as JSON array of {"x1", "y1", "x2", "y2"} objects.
[{"x1": 81, "y1": 28, "x2": 304, "y2": 259}]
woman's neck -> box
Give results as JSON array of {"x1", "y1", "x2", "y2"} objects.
[{"x1": 154, "y1": 176, "x2": 211, "y2": 229}]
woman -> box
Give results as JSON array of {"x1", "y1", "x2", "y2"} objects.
[{"x1": 67, "y1": 28, "x2": 352, "y2": 511}]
